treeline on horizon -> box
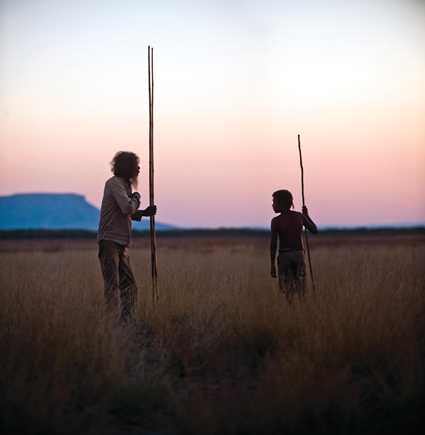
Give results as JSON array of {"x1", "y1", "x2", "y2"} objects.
[{"x1": 1, "y1": 226, "x2": 425, "y2": 240}]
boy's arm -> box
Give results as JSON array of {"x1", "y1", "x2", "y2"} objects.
[
  {"x1": 270, "y1": 219, "x2": 278, "y2": 278},
  {"x1": 302, "y1": 206, "x2": 319, "y2": 234}
]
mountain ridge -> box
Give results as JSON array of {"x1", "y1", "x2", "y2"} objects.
[{"x1": 0, "y1": 193, "x2": 176, "y2": 231}]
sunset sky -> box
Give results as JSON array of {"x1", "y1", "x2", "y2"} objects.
[{"x1": 1, "y1": 0, "x2": 424, "y2": 228}]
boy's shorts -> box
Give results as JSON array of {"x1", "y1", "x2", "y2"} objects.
[{"x1": 277, "y1": 249, "x2": 306, "y2": 295}]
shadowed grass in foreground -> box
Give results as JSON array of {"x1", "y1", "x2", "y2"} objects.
[{"x1": 0, "y1": 239, "x2": 424, "y2": 434}]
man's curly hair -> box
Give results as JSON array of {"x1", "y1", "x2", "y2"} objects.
[{"x1": 110, "y1": 151, "x2": 139, "y2": 183}]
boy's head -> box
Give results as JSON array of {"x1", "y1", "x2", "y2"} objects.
[{"x1": 272, "y1": 190, "x2": 294, "y2": 211}]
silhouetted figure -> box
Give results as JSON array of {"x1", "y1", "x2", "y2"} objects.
[
  {"x1": 270, "y1": 190, "x2": 318, "y2": 301},
  {"x1": 97, "y1": 151, "x2": 156, "y2": 320}
]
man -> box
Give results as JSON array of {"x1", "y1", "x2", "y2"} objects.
[
  {"x1": 270, "y1": 190, "x2": 318, "y2": 301},
  {"x1": 97, "y1": 151, "x2": 157, "y2": 319}
]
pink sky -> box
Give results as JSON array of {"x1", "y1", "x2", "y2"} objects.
[{"x1": 1, "y1": 0, "x2": 424, "y2": 228}]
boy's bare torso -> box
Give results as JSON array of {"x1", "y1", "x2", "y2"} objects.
[{"x1": 272, "y1": 210, "x2": 304, "y2": 250}]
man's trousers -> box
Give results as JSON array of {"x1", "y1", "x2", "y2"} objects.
[{"x1": 98, "y1": 240, "x2": 137, "y2": 318}]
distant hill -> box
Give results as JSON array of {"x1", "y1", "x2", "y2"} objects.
[
  {"x1": 0, "y1": 193, "x2": 176, "y2": 231},
  {"x1": 1, "y1": 226, "x2": 424, "y2": 241}
]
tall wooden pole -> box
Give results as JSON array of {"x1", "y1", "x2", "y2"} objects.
[
  {"x1": 148, "y1": 46, "x2": 158, "y2": 303},
  {"x1": 298, "y1": 134, "x2": 316, "y2": 298}
]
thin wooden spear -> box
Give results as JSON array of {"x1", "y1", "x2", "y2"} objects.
[
  {"x1": 298, "y1": 134, "x2": 316, "y2": 298},
  {"x1": 148, "y1": 46, "x2": 159, "y2": 303}
]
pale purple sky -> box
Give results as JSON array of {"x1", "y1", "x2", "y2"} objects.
[{"x1": 1, "y1": 0, "x2": 424, "y2": 227}]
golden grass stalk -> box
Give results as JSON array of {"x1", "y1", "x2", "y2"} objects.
[{"x1": 0, "y1": 239, "x2": 424, "y2": 434}]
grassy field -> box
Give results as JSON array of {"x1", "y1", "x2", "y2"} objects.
[{"x1": 1, "y1": 236, "x2": 424, "y2": 434}]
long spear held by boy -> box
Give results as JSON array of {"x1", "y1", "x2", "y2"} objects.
[
  {"x1": 298, "y1": 134, "x2": 316, "y2": 297},
  {"x1": 148, "y1": 46, "x2": 159, "y2": 303}
]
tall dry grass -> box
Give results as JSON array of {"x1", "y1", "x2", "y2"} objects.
[{"x1": 0, "y1": 238, "x2": 424, "y2": 434}]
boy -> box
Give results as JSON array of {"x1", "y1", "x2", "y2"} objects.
[{"x1": 270, "y1": 190, "x2": 318, "y2": 300}]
